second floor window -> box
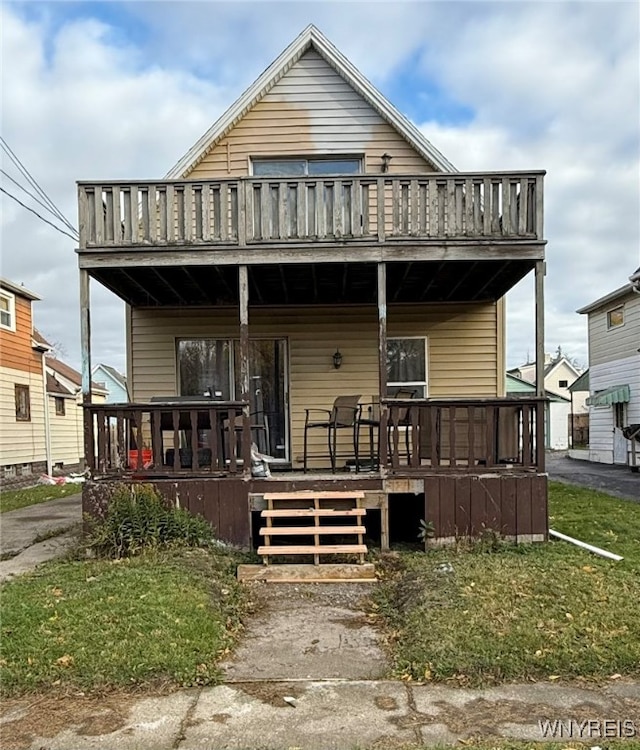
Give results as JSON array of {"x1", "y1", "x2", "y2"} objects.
[
  {"x1": 15, "y1": 385, "x2": 30, "y2": 421},
  {"x1": 1, "y1": 291, "x2": 15, "y2": 331},
  {"x1": 607, "y1": 306, "x2": 624, "y2": 329},
  {"x1": 252, "y1": 157, "x2": 361, "y2": 177}
]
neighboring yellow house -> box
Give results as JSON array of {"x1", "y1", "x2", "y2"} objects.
[
  {"x1": 0, "y1": 277, "x2": 107, "y2": 486},
  {"x1": 76, "y1": 26, "x2": 549, "y2": 547}
]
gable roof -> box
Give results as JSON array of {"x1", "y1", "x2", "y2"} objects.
[
  {"x1": 505, "y1": 373, "x2": 569, "y2": 402},
  {"x1": 32, "y1": 328, "x2": 52, "y2": 353},
  {"x1": 166, "y1": 25, "x2": 456, "y2": 179},
  {"x1": 93, "y1": 363, "x2": 127, "y2": 390},
  {"x1": 46, "y1": 357, "x2": 108, "y2": 394},
  {"x1": 543, "y1": 356, "x2": 581, "y2": 381},
  {"x1": 46, "y1": 372, "x2": 75, "y2": 397}
]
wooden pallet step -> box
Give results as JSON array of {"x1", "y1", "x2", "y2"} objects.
[
  {"x1": 262, "y1": 491, "x2": 365, "y2": 501},
  {"x1": 260, "y1": 525, "x2": 366, "y2": 536},
  {"x1": 261, "y1": 508, "x2": 366, "y2": 518},
  {"x1": 257, "y1": 544, "x2": 368, "y2": 556}
]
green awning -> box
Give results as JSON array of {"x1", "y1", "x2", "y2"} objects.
[{"x1": 586, "y1": 384, "x2": 630, "y2": 407}]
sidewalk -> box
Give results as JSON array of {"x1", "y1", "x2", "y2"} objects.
[
  {"x1": 2, "y1": 678, "x2": 638, "y2": 749},
  {"x1": 0, "y1": 493, "x2": 82, "y2": 582}
]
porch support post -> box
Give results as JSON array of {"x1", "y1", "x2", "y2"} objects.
[
  {"x1": 79, "y1": 269, "x2": 94, "y2": 472},
  {"x1": 377, "y1": 262, "x2": 388, "y2": 467},
  {"x1": 535, "y1": 260, "x2": 546, "y2": 471},
  {"x1": 238, "y1": 265, "x2": 251, "y2": 475}
]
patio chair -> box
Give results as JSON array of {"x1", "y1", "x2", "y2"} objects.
[
  {"x1": 303, "y1": 395, "x2": 361, "y2": 473},
  {"x1": 386, "y1": 388, "x2": 418, "y2": 465}
]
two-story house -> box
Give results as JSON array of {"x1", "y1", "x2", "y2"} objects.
[
  {"x1": 577, "y1": 270, "x2": 640, "y2": 466},
  {"x1": 77, "y1": 26, "x2": 549, "y2": 549}
]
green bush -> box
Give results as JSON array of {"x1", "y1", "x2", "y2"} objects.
[{"x1": 87, "y1": 484, "x2": 214, "y2": 558}]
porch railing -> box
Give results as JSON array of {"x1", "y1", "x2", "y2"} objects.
[
  {"x1": 78, "y1": 171, "x2": 544, "y2": 249},
  {"x1": 383, "y1": 398, "x2": 546, "y2": 473},
  {"x1": 84, "y1": 402, "x2": 250, "y2": 477}
]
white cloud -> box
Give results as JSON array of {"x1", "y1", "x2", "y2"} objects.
[{"x1": 1, "y1": 1, "x2": 638, "y2": 376}]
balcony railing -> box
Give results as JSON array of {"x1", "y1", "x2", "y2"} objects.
[
  {"x1": 84, "y1": 397, "x2": 545, "y2": 479},
  {"x1": 78, "y1": 171, "x2": 544, "y2": 249},
  {"x1": 384, "y1": 398, "x2": 545, "y2": 472},
  {"x1": 85, "y1": 401, "x2": 250, "y2": 477}
]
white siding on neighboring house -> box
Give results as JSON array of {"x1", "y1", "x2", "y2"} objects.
[
  {"x1": 48, "y1": 394, "x2": 83, "y2": 468},
  {"x1": 588, "y1": 354, "x2": 640, "y2": 464},
  {"x1": 0, "y1": 365, "x2": 46, "y2": 467},
  {"x1": 588, "y1": 291, "x2": 640, "y2": 367},
  {"x1": 548, "y1": 402, "x2": 571, "y2": 450}
]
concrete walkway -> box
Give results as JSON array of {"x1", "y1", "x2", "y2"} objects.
[
  {"x1": 2, "y1": 678, "x2": 638, "y2": 749},
  {"x1": 546, "y1": 452, "x2": 640, "y2": 502},
  {"x1": 0, "y1": 493, "x2": 82, "y2": 582}
]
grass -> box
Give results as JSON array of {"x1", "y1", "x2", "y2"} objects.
[
  {"x1": 372, "y1": 482, "x2": 640, "y2": 686},
  {"x1": 0, "y1": 546, "x2": 248, "y2": 697},
  {"x1": 0, "y1": 483, "x2": 81, "y2": 514}
]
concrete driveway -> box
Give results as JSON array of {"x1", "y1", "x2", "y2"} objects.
[
  {"x1": 0, "y1": 493, "x2": 83, "y2": 581},
  {"x1": 546, "y1": 452, "x2": 640, "y2": 502}
]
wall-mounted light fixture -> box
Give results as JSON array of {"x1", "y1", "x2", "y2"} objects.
[
  {"x1": 381, "y1": 153, "x2": 392, "y2": 173},
  {"x1": 332, "y1": 349, "x2": 343, "y2": 369}
]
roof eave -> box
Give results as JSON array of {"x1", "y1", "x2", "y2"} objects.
[
  {"x1": 1, "y1": 277, "x2": 41, "y2": 301},
  {"x1": 576, "y1": 283, "x2": 634, "y2": 314}
]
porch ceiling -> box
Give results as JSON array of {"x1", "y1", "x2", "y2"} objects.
[{"x1": 90, "y1": 259, "x2": 535, "y2": 307}]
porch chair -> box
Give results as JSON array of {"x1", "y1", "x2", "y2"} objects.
[
  {"x1": 303, "y1": 395, "x2": 362, "y2": 473},
  {"x1": 386, "y1": 388, "x2": 418, "y2": 466}
]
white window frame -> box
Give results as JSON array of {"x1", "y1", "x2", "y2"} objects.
[
  {"x1": 0, "y1": 290, "x2": 16, "y2": 332},
  {"x1": 250, "y1": 155, "x2": 363, "y2": 177},
  {"x1": 386, "y1": 336, "x2": 429, "y2": 398}
]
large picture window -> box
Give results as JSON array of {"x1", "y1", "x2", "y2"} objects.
[{"x1": 387, "y1": 338, "x2": 428, "y2": 397}]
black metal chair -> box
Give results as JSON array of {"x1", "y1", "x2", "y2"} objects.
[
  {"x1": 303, "y1": 395, "x2": 361, "y2": 473},
  {"x1": 385, "y1": 388, "x2": 418, "y2": 465}
]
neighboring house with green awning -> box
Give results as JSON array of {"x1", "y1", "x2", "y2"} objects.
[{"x1": 577, "y1": 270, "x2": 640, "y2": 466}]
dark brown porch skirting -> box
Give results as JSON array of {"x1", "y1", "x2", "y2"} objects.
[{"x1": 83, "y1": 472, "x2": 547, "y2": 549}]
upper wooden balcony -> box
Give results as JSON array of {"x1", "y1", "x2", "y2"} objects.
[{"x1": 78, "y1": 171, "x2": 545, "y2": 255}]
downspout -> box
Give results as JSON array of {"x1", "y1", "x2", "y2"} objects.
[{"x1": 41, "y1": 354, "x2": 53, "y2": 476}]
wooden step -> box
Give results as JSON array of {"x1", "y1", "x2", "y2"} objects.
[
  {"x1": 259, "y1": 525, "x2": 366, "y2": 536},
  {"x1": 257, "y1": 544, "x2": 368, "y2": 556},
  {"x1": 262, "y1": 491, "x2": 365, "y2": 501},
  {"x1": 261, "y1": 508, "x2": 366, "y2": 518}
]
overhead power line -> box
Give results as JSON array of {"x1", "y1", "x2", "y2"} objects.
[
  {"x1": 0, "y1": 186, "x2": 79, "y2": 241},
  {"x1": 0, "y1": 136, "x2": 78, "y2": 235}
]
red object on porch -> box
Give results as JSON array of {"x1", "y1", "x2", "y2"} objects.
[{"x1": 128, "y1": 449, "x2": 153, "y2": 469}]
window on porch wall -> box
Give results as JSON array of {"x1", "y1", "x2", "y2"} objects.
[
  {"x1": 177, "y1": 338, "x2": 287, "y2": 460},
  {"x1": 386, "y1": 338, "x2": 428, "y2": 397}
]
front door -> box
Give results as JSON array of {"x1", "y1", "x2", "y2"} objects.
[{"x1": 178, "y1": 337, "x2": 289, "y2": 461}]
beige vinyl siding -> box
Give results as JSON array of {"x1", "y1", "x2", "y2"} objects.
[
  {"x1": 130, "y1": 302, "x2": 498, "y2": 466},
  {"x1": 48, "y1": 395, "x2": 83, "y2": 467},
  {"x1": 588, "y1": 291, "x2": 640, "y2": 367},
  {"x1": 0, "y1": 365, "x2": 46, "y2": 466},
  {"x1": 189, "y1": 50, "x2": 437, "y2": 179}
]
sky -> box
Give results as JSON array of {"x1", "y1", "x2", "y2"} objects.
[{"x1": 1, "y1": 0, "x2": 639, "y2": 375}]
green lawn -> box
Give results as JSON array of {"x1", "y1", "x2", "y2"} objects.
[
  {"x1": 0, "y1": 483, "x2": 81, "y2": 514},
  {"x1": 0, "y1": 547, "x2": 248, "y2": 696},
  {"x1": 373, "y1": 482, "x2": 640, "y2": 686}
]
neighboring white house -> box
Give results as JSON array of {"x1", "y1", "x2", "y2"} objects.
[
  {"x1": 508, "y1": 352, "x2": 586, "y2": 450},
  {"x1": 92, "y1": 363, "x2": 128, "y2": 403},
  {"x1": 505, "y1": 372, "x2": 571, "y2": 450},
  {"x1": 577, "y1": 270, "x2": 640, "y2": 465}
]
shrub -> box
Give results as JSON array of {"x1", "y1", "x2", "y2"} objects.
[{"x1": 87, "y1": 484, "x2": 214, "y2": 558}]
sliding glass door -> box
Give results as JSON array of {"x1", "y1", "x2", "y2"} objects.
[{"x1": 177, "y1": 338, "x2": 288, "y2": 460}]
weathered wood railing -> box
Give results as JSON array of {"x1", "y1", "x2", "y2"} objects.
[
  {"x1": 78, "y1": 171, "x2": 544, "y2": 249},
  {"x1": 383, "y1": 398, "x2": 546, "y2": 472},
  {"x1": 84, "y1": 402, "x2": 250, "y2": 477}
]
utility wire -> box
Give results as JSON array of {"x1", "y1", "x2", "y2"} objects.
[
  {"x1": 0, "y1": 137, "x2": 78, "y2": 234},
  {"x1": 0, "y1": 187, "x2": 79, "y2": 241},
  {"x1": 0, "y1": 168, "x2": 78, "y2": 237}
]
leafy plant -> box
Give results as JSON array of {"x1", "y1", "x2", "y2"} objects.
[
  {"x1": 87, "y1": 484, "x2": 214, "y2": 558},
  {"x1": 417, "y1": 518, "x2": 435, "y2": 543}
]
